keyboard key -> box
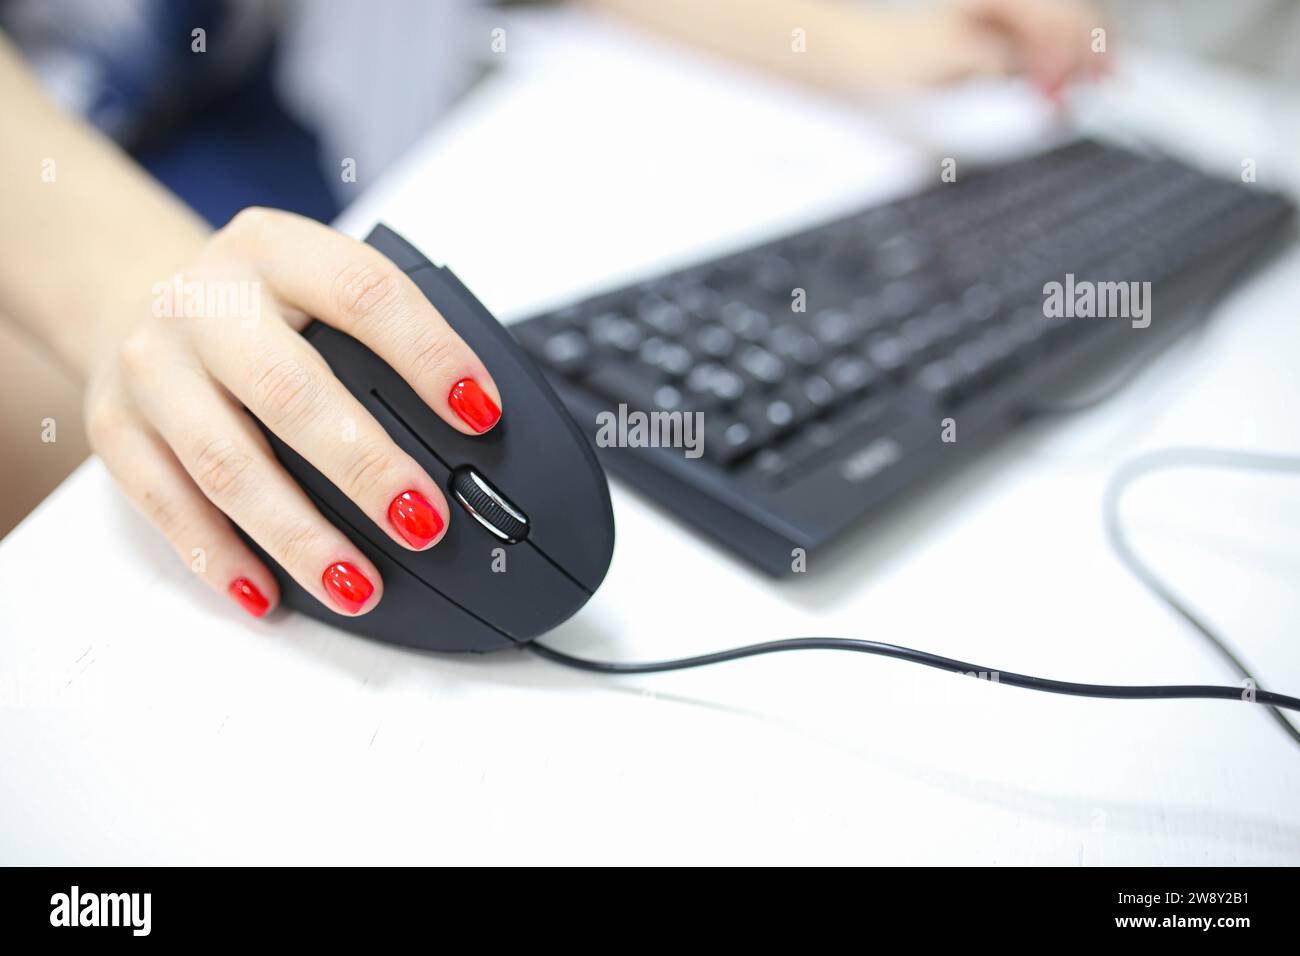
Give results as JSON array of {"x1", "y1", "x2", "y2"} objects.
[
  {"x1": 798, "y1": 374, "x2": 837, "y2": 410},
  {"x1": 825, "y1": 355, "x2": 876, "y2": 394},
  {"x1": 638, "y1": 297, "x2": 689, "y2": 336},
  {"x1": 848, "y1": 294, "x2": 889, "y2": 335},
  {"x1": 761, "y1": 399, "x2": 796, "y2": 433},
  {"x1": 715, "y1": 421, "x2": 756, "y2": 461},
  {"x1": 926, "y1": 303, "x2": 964, "y2": 343},
  {"x1": 959, "y1": 283, "x2": 1001, "y2": 324},
  {"x1": 720, "y1": 301, "x2": 771, "y2": 341},
  {"x1": 752, "y1": 447, "x2": 790, "y2": 478},
  {"x1": 951, "y1": 340, "x2": 998, "y2": 387},
  {"x1": 687, "y1": 362, "x2": 746, "y2": 403},
  {"x1": 640, "y1": 337, "x2": 693, "y2": 377},
  {"x1": 865, "y1": 334, "x2": 911, "y2": 378},
  {"x1": 916, "y1": 360, "x2": 958, "y2": 405},
  {"x1": 770, "y1": 382, "x2": 820, "y2": 427},
  {"x1": 812, "y1": 308, "x2": 859, "y2": 348},
  {"x1": 585, "y1": 362, "x2": 673, "y2": 413},
  {"x1": 653, "y1": 384, "x2": 685, "y2": 411},
  {"x1": 672, "y1": 283, "x2": 721, "y2": 317},
  {"x1": 589, "y1": 312, "x2": 644, "y2": 353},
  {"x1": 879, "y1": 277, "x2": 926, "y2": 319},
  {"x1": 738, "y1": 344, "x2": 785, "y2": 385},
  {"x1": 703, "y1": 413, "x2": 769, "y2": 465},
  {"x1": 694, "y1": 323, "x2": 736, "y2": 359},
  {"x1": 876, "y1": 232, "x2": 926, "y2": 276},
  {"x1": 768, "y1": 324, "x2": 824, "y2": 367},
  {"x1": 541, "y1": 329, "x2": 592, "y2": 376}
]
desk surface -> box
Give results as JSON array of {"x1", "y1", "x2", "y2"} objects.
[{"x1": 3, "y1": 9, "x2": 1299, "y2": 865}]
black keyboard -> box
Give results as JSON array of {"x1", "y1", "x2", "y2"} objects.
[{"x1": 510, "y1": 140, "x2": 1295, "y2": 575}]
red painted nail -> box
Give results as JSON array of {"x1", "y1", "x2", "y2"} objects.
[
  {"x1": 229, "y1": 577, "x2": 270, "y2": 618},
  {"x1": 321, "y1": 562, "x2": 375, "y2": 614},
  {"x1": 388, "y1": 490, "x2": 445, "y2": 549},
  {"x1": 448, "y1": 378, "x2": 501, "y2": 433}
]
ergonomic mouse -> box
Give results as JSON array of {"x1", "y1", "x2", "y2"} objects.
[{"x1": 240, "y1": 224, "x2": 615, "y2": 653}]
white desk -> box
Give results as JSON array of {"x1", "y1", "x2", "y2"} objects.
[{"x1": 3, "y1": 10, "x2": 1299, "y2": 865}]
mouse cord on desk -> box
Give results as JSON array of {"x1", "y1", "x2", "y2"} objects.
[
  {"x1": 1103, "y1": 448, "x2": 1300, "y2": 746},
  {"x1": 530, "y1": 448, "x2": 1300, "y2": 748}
]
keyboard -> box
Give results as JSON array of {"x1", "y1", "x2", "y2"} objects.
[{"x1": 510, "y1": 140, "x2": 1296, "y2": 575}]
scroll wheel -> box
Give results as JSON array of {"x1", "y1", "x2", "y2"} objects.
[{"x1": 450, "y1": 468, "x2": 529, "y2": 543}]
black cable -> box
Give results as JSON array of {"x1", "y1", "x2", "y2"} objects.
[
  {"x1": 530, "y1": 448, "x2": 1300, "y2": 747},
  {"x1": 529, "y1": 638, "x2": 1299, "y2": 712},
  {"x1": 1103, "y1": 448, "x2": 1300, "y2": 746}
]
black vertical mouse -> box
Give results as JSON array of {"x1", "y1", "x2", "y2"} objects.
[{"x1": 240, "y1": 224, "x2": 615, "y2": 653}]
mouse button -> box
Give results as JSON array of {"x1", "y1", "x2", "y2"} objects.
[
  {"x1": 380, "y1": 380, "x2": 613, "y2": 592},
  {"x1": 365, "y1": 224, "x2": 433, "y2": 273},
  {"x1": 289, "y1": 319, "x2": 612, "y2": 594},
  {"x1": 450, "y1": 467, "x2": 528, "y2": 543},
  {"x1": 300, "y1": 476, "x2": 539, "y2": 650},
  {"x1": 237, "y1": 496, "x2": 515, "y2": 654},
  {"x1": 347, "y1": 257, "x2": 612, "y2": 591},
  {"x1": 248, "y1": 413, "x2": 509, "y2": 647},
  {"x1": 370, "y1": 332, "x2": 613, "y2": 593},
  {"x1": 364, "y1": 397, "x2": 594, "y2": 640},
  {"x1": 323, "y1": 539, "x2": 517, "y2": 653},
  {"x1": 409, "y1": 530, "x2": 591, "y2": 640}
]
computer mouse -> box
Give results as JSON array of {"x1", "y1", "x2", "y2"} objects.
[{"x1": 239, "y1": 224, "x2": 615, "y2": 653}]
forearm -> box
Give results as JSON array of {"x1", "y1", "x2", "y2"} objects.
[
  {"x1": 0, "y1": 33, "x2": 210, "y2": 379},
  {"x1": 586, "y1": 0, "x2": 952, "y2": 92}
]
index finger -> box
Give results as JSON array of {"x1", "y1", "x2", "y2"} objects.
[{"x1": 217, "y1": 207, "x2": 503, "y2": 436}]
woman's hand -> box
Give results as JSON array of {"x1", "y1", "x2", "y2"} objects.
[
  {"x1": 590, "y1": 0, "x2": 1108, "y2": 99},
  {"x1": 915, "y1": 0, "x2": 1109, "y2": 93},
  {"x1": 83, "y1": 208, "x2": 502, "y2": 619}
]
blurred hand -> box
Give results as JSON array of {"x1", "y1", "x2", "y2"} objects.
[
  {"x1": 906, "y1": 0, "x2": 1109, "y2": 94},
  {"x1": 586, "y1": 0, "x2": 1108, "y2": 99},
  {"x1": 83, "y1": 209, "x2": 503, "y2": 620}
]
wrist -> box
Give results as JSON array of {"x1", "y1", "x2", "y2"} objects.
[{"x1": 75, "y1": 222, "x2": 211, "y2": 381}]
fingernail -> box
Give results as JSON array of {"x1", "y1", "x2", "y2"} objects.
[
  {"x1": 322, "y1": 562, "x2": 375, "y2": 614},
  {"x1": 229, "y1": 577, "x2": 270, "y2": 618},
  {"x1": 448, "y1": 378, "x2": 501, "y2": 433},
  {"x1": 388, "y1": 489, "x2": 445, "y2": 549}
]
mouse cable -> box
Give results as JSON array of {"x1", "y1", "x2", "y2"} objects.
[
  {"x1": 1103, "y1": 447, "x2": 1300, "y2": 746},
  {"x1": 528, "y1": 637, "x2": 1298, "y2": 717},
  {"x1": 529, "y1": 448, "x2": 1300, "y2": 746}
]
